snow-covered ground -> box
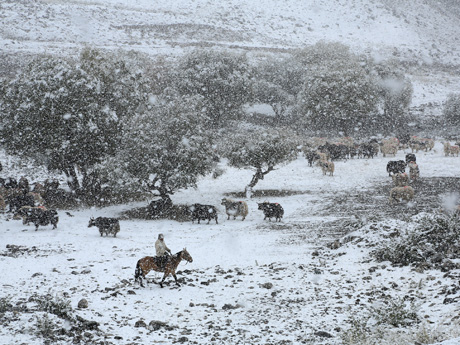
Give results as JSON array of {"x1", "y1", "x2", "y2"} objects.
[{"x1": 1, "y1": 141, "x2": 460, "y2": 344}]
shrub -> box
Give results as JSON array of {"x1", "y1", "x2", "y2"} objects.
[
  {"x1": 341, "y1": 316, "x2": 371, "y2": 345},
  {"x1": 34, "y1": 313, "x2": 58, "y2": 340},
  {"x1": 373, "y1": 214, "x2": 460, "y2": 269},
  {"x1": 369, "y1": 297, "x2": 419, "y2": 327},
  {"x1": 0, "y1": 296, "x2": 13, "y2": 313},
  {"x1": 34, "y1": 294, "x2": 72, "y2": 320}
]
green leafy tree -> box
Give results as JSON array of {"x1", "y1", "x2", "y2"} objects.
[
  {"x1": 294, "y1": 42, "x2": 413, "y2": 136},
  {"x1": 101, "y1": 93, "x2": 215, "y2": 199},
  {"x1": 0, "y1": 49, "x2": 149, "y2": 195},
  {"x1": 252, "y1": 56, "x2": 304, "y2": 124},
  {"x1": 297, "y1": 61, "x2": 379, "y2": 136},
  {"x1": 294, "y1": 42, "x2": 379, "y2": 136},
  {"x1": 223, "y1": 128, "x2": 299, "y2": 197},
  {"x1": 173, "y1": 49, "x2": 252, "y2": 127},
  {"x1": 294, "y1": 41, "x2": 355, "y2": 67},
  {"x1": 373, "y1": 61, "x2": 413, "y2": 136}
]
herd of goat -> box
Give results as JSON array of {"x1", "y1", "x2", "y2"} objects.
[{"x1": 1, "y1": 136, "x2": 459, "y2": 233}]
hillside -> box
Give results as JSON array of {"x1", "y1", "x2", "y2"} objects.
[{"x1": 1, "y1": 0, "x2": 460, "y2": 63}]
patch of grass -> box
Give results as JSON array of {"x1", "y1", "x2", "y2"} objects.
[
  {"x1": 341, "y1": 316, "x2": 371, "y2": 345},
  {"x1": 341, "y1": 316, "x2": 459, "y2": 345}
]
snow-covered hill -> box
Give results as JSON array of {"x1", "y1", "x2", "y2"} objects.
[{"x1": 1, "y1": 0, "x2": 459, "y2": 63}]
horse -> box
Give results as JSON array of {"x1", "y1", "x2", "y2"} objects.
[{"x1": 134, "y1": 248, "x2": 193, "y2": 288}]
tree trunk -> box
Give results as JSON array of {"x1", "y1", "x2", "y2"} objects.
[
  {"x1": 244, "y1": 166, "x2": 274, "y2": 197},
  {"x1": 157, "y1": 185, "x2": 171, "y2": 201},
  {"x1": 63, "y1": 166, "x2": 81, "y2": 194}
]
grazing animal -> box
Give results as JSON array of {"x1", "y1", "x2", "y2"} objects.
[
  {"x1": 28, "y1": 192, "x2": 45, "y2": 207},
  {"x1": 410, "y1": 137, "x2": 434, "y2": 152},
  {"x1": 318, "y1": 160, "x2": 335, "y2": 176},
  {"x1": 189, "y1": 203, "x2": 218, "y2": 224},
  {"x1": 443, "y1": 142, "x2": 450, "y2": 156},
  {"x1": 88, "y1": 217, "x2": 120, "y2": 237},
  {"x1": 18, "y1": 176, "x2": 30, "y2": 192},
  {"x1": 391, "y1": 172, "x2": 409, "y2": 187},
  {"x1": 14, "y1": 206, "x2": 58, "y2": 230},
  {"x1": 408, "y1": 161, "x2": 420, "y2": 181},
  {"x1": 257, "y1": 202, "x2": 284, "y2": 222},
  {"x1": 386, "y1": 160, "x2": 407, "y2": 176},
  {"x1": 358, "y1": 143, "x2": 376, "y2": 159},
  {"x1": 380, "y1": 142, "x2": 398, "y2": 157},
  {"x1": 389, "y1": 186, "x2": 415, "y2": 204},
  {"x1": 13, "y1": 205, "x2": 46, "y2": 224},
  {"x1": 450, "y1": 145, "x2": 460, "y2": 157},
  {"x1": 424, "y1": 138, "x2": 435, "y2": 151},
  {"x1": 221, "y1": 198, "x2": 248, "y2": 221},
  {"x1": 405, "y1": 153, "x2": 416, "y2": 164},
  {"x1": 134, "y1": 249, "x2": 193, "y2": 288},
  {"x1": 443, "y1": 142, "x2": 459, "y2": 157},
  {"x1": 8, "y1": 192, "x2": 35, "y2": 213},
  {"x1": 32, "y1": 182, "x2": 45, "y2": 196},
  {"x1": 304, "y1": 150, "x2": 320, "y2": 167},
  {"x1": 318, "y1": 142, "x2": 348, "y2": 161}
]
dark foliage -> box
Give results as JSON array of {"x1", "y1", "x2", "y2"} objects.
[{"x1": 374, "y1": 215, "x2": 460, "y2": 270}]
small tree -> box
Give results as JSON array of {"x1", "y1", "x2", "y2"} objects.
[
  {"x1": 223, "y1": 128, "x2": 299, "y2": 197},
  {"x1": 101, "y1": 93, "x2": 215, "y2": 200}
]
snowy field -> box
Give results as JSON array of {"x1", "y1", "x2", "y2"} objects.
[{"x1": 1, "y1": 141, "x2": 460, "y2": 344}]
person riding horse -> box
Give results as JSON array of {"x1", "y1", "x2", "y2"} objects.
[{"x1": 155, "y1": 233, "x2": 171, "y2": 270}]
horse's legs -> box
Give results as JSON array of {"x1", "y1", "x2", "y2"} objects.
[
  {"x1": 173, "y1": 273, "x2": 180, "y2": 287},
  {"x1": 135, "y1": 274, "x2": 144, "y2": 287},
  {"x1": 159, "y1": 272, "x2": 169, "y2": 288},
  {"x1": 135, "y1": 264, "x2": 146, "y2": 287}
]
